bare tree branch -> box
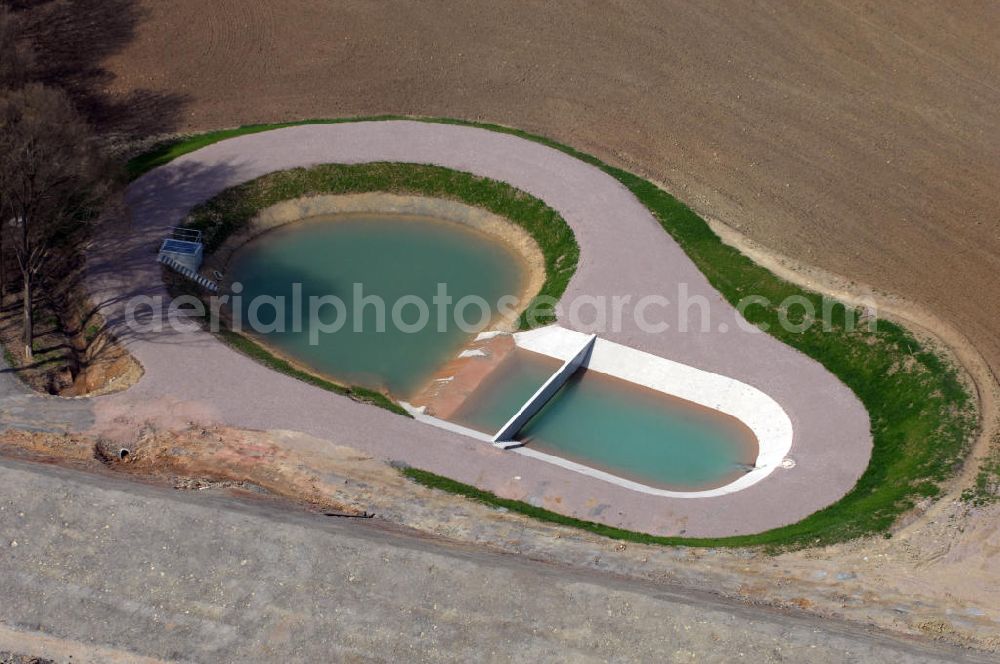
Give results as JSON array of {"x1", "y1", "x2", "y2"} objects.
[{"x1": 0, "y1": 83, "x2": 109, "y2": 359}]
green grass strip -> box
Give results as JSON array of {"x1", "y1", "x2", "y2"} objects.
[
  {"x1": 129, "y1": 117, "x2": 977, "y2": 549},
  {"x1": 401, "y1": 466, "x2": 722, "y2": 547}
]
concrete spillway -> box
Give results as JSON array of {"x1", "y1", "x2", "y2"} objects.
[{"x1": 492, "y1": 333, "x2": 597, "y2": 448}]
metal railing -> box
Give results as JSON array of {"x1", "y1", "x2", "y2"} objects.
[
  {"x1": 166, "y1": 227, "x2": 203, "y2": 243},
  {"x1": 158, "y1": 254, "x2": 219, "y2": 293}
]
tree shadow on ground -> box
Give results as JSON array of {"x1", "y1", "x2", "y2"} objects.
[
  {"x1": 13, "y1": 0, "x2": 189, "y2": 140},
  {"x1": 85, "y1": 158, "x2": 246, "y2": 349},
  {"x1": 1, "y1": 0, "x2": 194, "y2": 392}
]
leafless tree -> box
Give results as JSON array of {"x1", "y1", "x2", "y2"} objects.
[
  {"x1": 0, "y1": 4, "x2": 35, "y2": 299},
  {"x1": 0, "y1": 83, "x2": 109, "y2": 360}
]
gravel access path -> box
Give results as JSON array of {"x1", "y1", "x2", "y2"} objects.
[{"x1": 88, "y1": 121, "x2": 871, "y2": 537}]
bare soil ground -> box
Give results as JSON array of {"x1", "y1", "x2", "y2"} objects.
[
  {"x1": 0, "y1": 261, "x2": 141, "y2": 398},
  {"x1": 2, "y1": 425, "x2": 998, "y2": 652},
  {"x1": 99, "y1": 0, "x2": 1000, "y2": 382},
  {"x1": 411, "y1": 333, "x2": 520, "y2": 419},
  {"x1": 0, "y1": 299, "x2": 141, "y2": 397}
]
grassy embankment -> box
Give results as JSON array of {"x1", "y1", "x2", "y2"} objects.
[{"x1": 129, "y1": 118, "x2": 977, "y2": 548}]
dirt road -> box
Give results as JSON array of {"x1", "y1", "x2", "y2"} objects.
[
  {"x1": 0, "y1": 457, "x2": 994, "y2": 663},
  {"x1": 96, "y1": 0, "x2": 1000, "y2": 380}
]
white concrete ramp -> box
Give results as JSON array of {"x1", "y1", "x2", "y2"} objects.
[{"x1": 492, "y1": 333, "x2": 596, "y2": 448}]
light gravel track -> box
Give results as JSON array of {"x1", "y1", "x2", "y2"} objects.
[
  {"x1": 81, "y1": 121, "x2": 873, "y2": 538},
  {"x1": 0, "y1": 457, "x2": 992, "y2": 664}
]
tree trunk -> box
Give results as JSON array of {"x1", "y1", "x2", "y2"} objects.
[{"x1": 22, "y1": 270, "x2": 32, "y2": 361}]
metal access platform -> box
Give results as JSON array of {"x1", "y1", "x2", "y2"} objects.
[
  {"x1": 158, "y1": 227, "x2": 205, "y2": 272},
  {"x1": 157, "y1": 227, "x2": 219, "y2": 292}
]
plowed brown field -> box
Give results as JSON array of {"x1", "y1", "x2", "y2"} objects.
[{"x1": 101, "y1": 0, "x2": 1000, "y2": 378}]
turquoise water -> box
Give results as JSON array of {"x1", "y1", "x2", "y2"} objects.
[
  {"x1": 521, "y1": 371, "x2": 758, "y2": 489},
  {"x1": 227, "y1": 214, "x2": 754, "y2": 490},
  {"x1": 227, "y1": 215, "x2": 525, "y2": 397},
  {"x1": 452, "y1": 354, "x2": 758, "y2": 490},
  {"x1": 450, "y1": 349, "x2": 563, "y2": 433}
]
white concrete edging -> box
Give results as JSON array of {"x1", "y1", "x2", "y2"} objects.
[
  {"x1": 492, "y1": 333, "x2": 596, "y2": 447},
  {"x1": 511, "y1": 325, "x2": 794, "y2": 498}
]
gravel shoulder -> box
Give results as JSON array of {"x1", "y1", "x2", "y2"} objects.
[
  {"x1": 1, "y1": 424, "x2": 998, "y2": 653},
  {"x1": 0, "y1": 455, "x2": 994, "y2": 663}
]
